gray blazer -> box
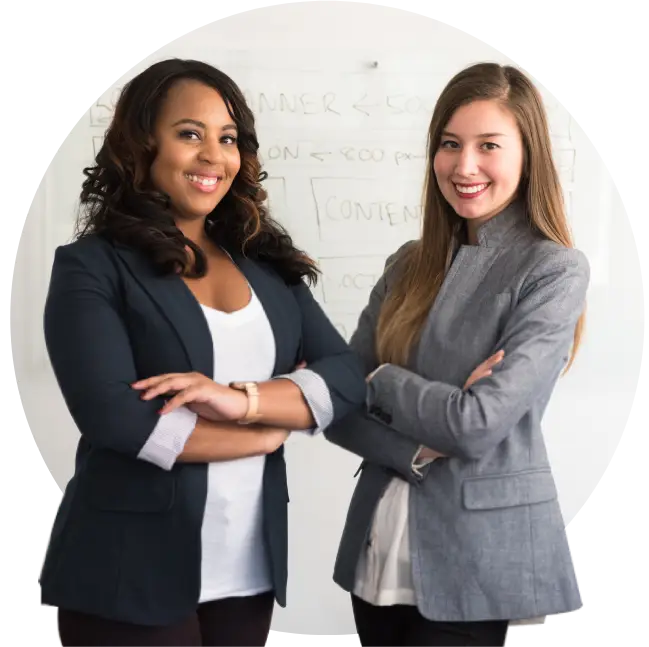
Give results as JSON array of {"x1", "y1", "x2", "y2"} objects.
[{"x1": 325, "y1": 200, "x2": 588, "y2": 622}]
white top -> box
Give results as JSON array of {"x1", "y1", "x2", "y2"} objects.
[
  {"x1": 197, "y1": 290, "x2": 275, "y2": 602},
  {"x1": 136, "y1": 280, "x2": 335, "y2": 602},
  {"x1": 352, "y1": 446, "x2": 432, "y2": 606},
  {"x1": 353, "y1": 476, "x2": 415, "y2": 605}
]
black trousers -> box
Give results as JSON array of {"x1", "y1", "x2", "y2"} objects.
[
  {"x1": 351, "y1": 594, "x2": 509, "y2": 646},
  {"x1": 58, "y1": 591, "x2": 275, "y2": 646}
]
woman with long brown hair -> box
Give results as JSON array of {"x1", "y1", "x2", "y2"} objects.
[
  {"x1": 326, "y1": 62, "x2": 589, "y2": 646},
  {"x1": 38, "y1": 58, "x2": 365, "y2": 646}
]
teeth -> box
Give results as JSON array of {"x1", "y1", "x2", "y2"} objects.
[
  {"x1": 455, "y1": 183, "x2": 488, "y2": 194},
  {"x1": 185, "y1": 174, "x2": 218, "y2": 186}
]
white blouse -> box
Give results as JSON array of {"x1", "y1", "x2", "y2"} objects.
[
  {"x1": 197, "y1": 292, "x2": 275, "y2": 601},
  {"x1": 353, "y1": 476, "x2": 415, "y2": 605},
  {"x1": 135, "y1": 284, "x2": 333, "y2": 602}
]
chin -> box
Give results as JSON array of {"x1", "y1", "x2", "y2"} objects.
[
  {"x1": 174, "y1": 206, "x2": 215, "y2": 221},
  {"x1": 183, "y1": 198, "x2": 223, "y2": 218},
  {"x1": 450, "y1": 201, "x2": 489, "y2": 221}
]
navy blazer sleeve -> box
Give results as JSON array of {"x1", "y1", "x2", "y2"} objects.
[
  {"x1": 323, "y1": 244, "x2": 433, "y2": 485},
  {"x1": 288, "y1": 280, "x2": 366, "y2": 421},
  {"x1": 44, "y1": 244, "x2": 164, "y2": 459}
]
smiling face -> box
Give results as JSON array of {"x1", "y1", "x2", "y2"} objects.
[
  {"x1": 433, "y1": 99, "x2": 524, "y2": 229},
  {"x1": 149, "y1": 79, "x2": 241, "y2": 223}
]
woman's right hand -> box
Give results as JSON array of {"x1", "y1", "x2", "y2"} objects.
[{"x1": 463, "y1": 350, "x2": 505, "y2": 390}]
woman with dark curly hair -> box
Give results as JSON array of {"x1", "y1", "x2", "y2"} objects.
[{"x1": 38, "y1": 58, "x2": 366, "y2": 647}]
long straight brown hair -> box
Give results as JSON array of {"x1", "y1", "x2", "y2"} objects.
[{"x1": 376, "y1": 63, "x2": 584, "y2": 370}]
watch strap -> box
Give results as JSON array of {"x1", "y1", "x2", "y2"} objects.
[{"x1": 229, "y1": 381, "x2": 262, "y2": 424}]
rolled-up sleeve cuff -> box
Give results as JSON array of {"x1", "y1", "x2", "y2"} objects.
[
  {"x1": 411, "y1": 445, "x2": 435, "y2": 478},
  {"x1": 274, "y1": 368, "x2": 334, "y2": 434},
  {"x1": 137, "y1": 406, "x2": 197, "y2": 470}
]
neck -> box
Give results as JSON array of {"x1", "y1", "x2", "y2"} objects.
[
  {"x1": 465, "y1": 196, "x2": 520, "y2": 245},
  {"x1": 175, "y1": 217, "x2": 210, "y2": 247},
  {"x1": 466, "y1": 221, "x2": 480, "y2": 246}
]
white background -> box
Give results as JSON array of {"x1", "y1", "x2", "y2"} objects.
[{"x1": 14, "y1": 4, "x2": 642, "y2": 635}]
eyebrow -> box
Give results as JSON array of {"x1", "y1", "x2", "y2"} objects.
[
  {"x1": 442, "y1": 130, "x2": 507, "y2": 138},
  {"x1": 171, "y1": 118, "x2": 238, "y2": 132}
]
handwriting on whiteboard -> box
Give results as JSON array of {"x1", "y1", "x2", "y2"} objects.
[
  {"x1": 260, "y1": 142, "x2": 427, "y2": 167},
  {"x1": 318, "y1": 255, "x2": 387, "y2": 305},
  {"x1": 311, "y1": 178, "x2": 422, "y2": 243},
  {"x1": 242, "y1": 91, "x2": 434, "y2": 119},
  {"x1": 88, "y1": 87, "x2": 436, "y2": 124}
]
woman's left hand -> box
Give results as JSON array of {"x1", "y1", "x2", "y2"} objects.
[{"x1": 132, "y1": 372, "x2": 248, "y2": 421}]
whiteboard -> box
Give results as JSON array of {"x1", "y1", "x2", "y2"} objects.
[
  {"x1": 29, "y1": 54, "x2": 607, "y2": 361},
  {"x1": 12, "y1": 3, "x2": 640, "y2": 636}
]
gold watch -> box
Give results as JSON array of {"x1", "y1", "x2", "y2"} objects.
[{"x1": 229, "y1": 381, "x2": 262, "y2": 424}]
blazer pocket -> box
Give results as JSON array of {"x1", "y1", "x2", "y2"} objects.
[
  {"x1": 82, "y1": 450, "x2": 176, "y2": 513},
  {"x1": 462, "y1": 469, "x2": 557, "y2": 511}
]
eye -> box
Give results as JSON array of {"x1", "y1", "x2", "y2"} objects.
[
  {"x1": 221, "y1": 134, "x2": 238, "y2": 145},
  {"x1": 440, "y1": 140, "x2": 459, "y2": 149},
  {"x1": 481, "y1": 142, "x2": 500, "y2": 151},
  {"x1": 178, "y1": 129, "x2": 201, "y2": 141}
]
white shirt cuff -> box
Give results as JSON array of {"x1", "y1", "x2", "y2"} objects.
[
  {"x1": 411, "y1": 444, "x2": 435, "y2": 477},
  {"x1": 274, "y1": 368, "x2": 334, "y2": 434},
  {"x1": 137, "y1": 406, "x2": 198, "y2": 470}
]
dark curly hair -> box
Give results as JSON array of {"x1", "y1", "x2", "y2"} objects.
[{"x1": 76, "y1": 58, "x2": 319, "y2": 285}]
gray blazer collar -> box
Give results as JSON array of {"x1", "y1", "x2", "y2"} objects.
[{"x1": 474, "y1": 199, "x2": 529, "y2": 248}]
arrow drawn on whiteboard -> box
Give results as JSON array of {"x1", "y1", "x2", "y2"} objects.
[
  {"x1": 352, "y1": 94, "x2": 380, "y2": 116},
  {"x1": 310, "y1": 152, "x2": 332, "y2": 161}
]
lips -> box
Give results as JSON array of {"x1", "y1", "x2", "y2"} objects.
[
  {"x1": 185, "y1": 173, "x2": 220, "y2": 186},
  {"x1": 185, "y1": 173, "x2": 222, "y2": 193},
  {"x1": 453, "y1": 182, "x2": 490, "y2": 199}
]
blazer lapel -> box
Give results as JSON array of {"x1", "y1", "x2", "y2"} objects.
[{"x1": 112, "y1": 242, "x2": 214, "y2": 378}]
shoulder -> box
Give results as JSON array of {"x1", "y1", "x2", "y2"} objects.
[
  {"x1": 525, "y1": 240, "x2": 589, "y2": 279},
  {"x1": 54, "y1": 233, "x2": 115, "y2": 265},
  {"x1": 382, "y1": 240, "x2": 417, "y2": 281},
  {"x1": 386, "y1": 240, "x2": 417, "y2": 267},
  {"x1": 49, "y1": 234, "x2": 122, "y2": 289},
  {"x1": 507, "y1": 230, "x2": 589, "y2": 284},
  {"x1": 517, "y1": 242, "x2": 590, "y2": 307}
]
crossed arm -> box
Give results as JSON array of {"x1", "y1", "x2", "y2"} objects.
[{"x1": 324, "y1": 245, "x2": 589, "y2": 472}]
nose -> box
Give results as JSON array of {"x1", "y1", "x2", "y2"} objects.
[
  {"x1": 198, "y1": 135, "x2": 226, "y2": 166},
  {"x1": 454, "y1": 147, "x2": 479, "y2": 178}
]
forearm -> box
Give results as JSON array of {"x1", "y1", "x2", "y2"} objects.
[
  {"x1": 324, "y1": 410, "x2": 432, "y2": 485},
  {"x1": 178, "y1": 418, "x2": 280, "y2": 463},
  {"x1": 255, "y1": 378, "x2": 316, "y2": 430}
]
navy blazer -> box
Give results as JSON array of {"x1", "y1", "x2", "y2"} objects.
[{"x1": 39, "y1": 234, "x2": 365, "y2": 626}]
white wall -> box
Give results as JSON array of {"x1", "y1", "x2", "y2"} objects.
[{"x1": 11, "y1": 2, "x2": 643, "y2": 635}]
